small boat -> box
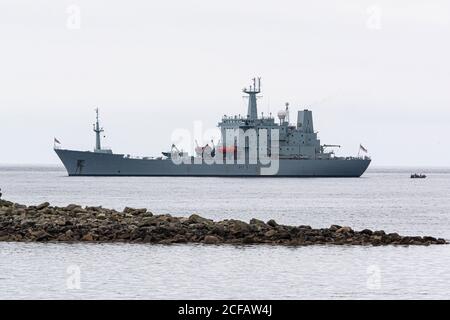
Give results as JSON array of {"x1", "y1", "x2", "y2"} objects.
[{"x1": 411, "y1": 173, "x2": 426, "y2": 179}]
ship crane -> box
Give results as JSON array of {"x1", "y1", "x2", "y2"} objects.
[
  {"x1": 162, "y1": 144, "x2": 184, "y2": 159},
  {"x1": 171, "y1": 144, "x2": 182, "y2": 154},
  {"x1": 195, "y1": 139, "x2": 216, "y2": 158},
  {"x1": 195, "y1": 140, "x2": 203, "y2": 157},
  {"x1": 321, "y1": 144, "x2": 341, "y2": 153},
  {"x1": 210, "y1": 139, "x2": 216, "y2": 158},
  {"x1": 323, "y1": 144, "x2": 341, "y2": 148}
]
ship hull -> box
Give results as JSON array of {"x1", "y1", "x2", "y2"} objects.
[{"x1": 55, "y1": 149, "x2": 371, "y2": 177}]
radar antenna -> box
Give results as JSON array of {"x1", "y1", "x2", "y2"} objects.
[
  {"x1": 243, "y1": 77, "x2": 262, "y2": 120},
  {"x1": 93, "y1": 108, "x2": 104, "y2": 151},
  {"x1": 285, "y1": 102, "x2": 290, "y2": 124}
]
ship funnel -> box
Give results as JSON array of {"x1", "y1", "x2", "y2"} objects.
[{"x1": 297, "y1": 109, "x2": 314, "y2": 133}]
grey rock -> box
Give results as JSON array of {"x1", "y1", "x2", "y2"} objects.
[
  {"x1": 36, "y1": 202, "x2": 50, "y2": 210},
  {"x1": 336, "y1": 226, "x2": 353, "y2": 234},
  {"x1": 204, "y1": 235, "x2": 219, "y2": 244},
  {"x1": 65, "y1": 204, "x2": 81, "y2": 211},
  {"x1": 0, "y1": 198, "x2": 447, "y2": 247},
  {"x1": 267, "y1": 219, "x2": 278, "y2": 227},
  {"x1": 360, "y1": 229, "x2": 373, "y2": 235}
]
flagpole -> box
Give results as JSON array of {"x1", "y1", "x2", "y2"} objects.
[
  {"x1": 54, "y1": 138, "x2": 61, "y2": 149},
  {"x1": 358, "y1": 144, "x2": 360, "y2": 158}
]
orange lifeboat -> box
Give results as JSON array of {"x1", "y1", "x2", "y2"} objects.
[{"x1": 217, "y1": 146, "x2": 237, "y2": 153}]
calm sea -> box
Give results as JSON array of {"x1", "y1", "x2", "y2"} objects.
[{"x1": 0, "y1": 165, "x2": 449, "y2": 299}]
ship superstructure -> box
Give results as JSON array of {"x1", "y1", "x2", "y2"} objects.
[{"x1": 218, "y1": 78, "x2": 336, "y2": 161}]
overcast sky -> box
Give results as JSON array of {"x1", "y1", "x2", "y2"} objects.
[{"x1": 0, "y1": 0, "x2": 449, "y2": 166}]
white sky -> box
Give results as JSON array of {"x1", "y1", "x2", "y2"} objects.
[{"x1": 0, "y1": 0, "x2": 449, "y2": 166}]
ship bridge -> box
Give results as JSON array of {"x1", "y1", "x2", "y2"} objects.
[{"x1": 217, "y1": 78, "x2": 332, "y2": 160}]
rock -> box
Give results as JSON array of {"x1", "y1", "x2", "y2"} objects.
[
  {"x1": 73, "y1": 207, "x2": 87, "y2": 214},
  {"x1": 86, "y1": 206, "x2": 102, "y2": 211},
  {"x1": 179, "y1": 217, "x2": 189, "y2": 223},
  {"x1": 211, "y1": 224, "x2": 225, "y2": 236},
  {"x1": 123, "y1": 207, "x2": 147, "y2": 215},
  {"x1": 65, "y1": 229, "x2": 74, "y2": 238},
  {"x1": 249, "y1": 219, "x2": 267, "y2": 232},
  {"x1": 204, "y1": 235, "x2": 219, "y2": 244},
  {"x1": 329, "y1": 225, "x2": 341, "y2": 231},
  {"x1": 31, "y1": 230, "x2": 50, "y2": 241},
  {"x1": 36, "y1": 202, "x2": 50, "y2": 210},
  {"x1": 276, "y1": 231, "x2": 291, "y2": 240},
  {"x1": 267, "y1": 219, "x2": 278, "y2": 227},
  {"x1": 336, "y1": 226, "x2": 353, "y2": 234},
  {"x1": 172, "y1": 234, "x2": 187, "y2": 243},
  {"x1": 81, "y1": 233, "x2": 94, "y2": 241},
  {"x1": 188, "y1": 214, "x2": 213, "y2": 225},
  {"x1": 26, "y1": 209, "x2": 37, "y2": 216},
  {"x1": 15, "y1": 208, "x2": 26, "y2": 215},
  {"x1": 372, "y1": 239, "x2": 381, "y2": 246},
  {"x1": 0, "y1": 200, "x2": 11, "y2": 207},
  {"x1": 249, "y1": 218, "x2": 266, "y2": 226},
  {"x1": 360, "y1": 229, "x2": 373, "y2": 235},
  {"x1": 133, "y1": 208, "x2": 147, "y2": 215},
  {"x1": 97, "y1": 213, "x2": 106, "y2": 220},
  {"x1": 123, "y1": 207, "x2": 139, "y2": 214},
  {"x1": 140, "y1": 216, "x2": 159, "y2": 227},
  {"x1": 264, "y1": 229, "x2": 277, "y2": 237},
  {"x1": 55, "y1": 219, "x2": 66, "y2": 226},
  {"x1": 242, "y1": 235, "x2": 256, "y2": 244},
  {"x1": 400, "y1": 237, "x2": 411, "y2": 244},
  {"x1": 57, "y1": 234, "x2": 70, "y2": 241},
  {"x1": 227, "y1": 220, "x2": 250, "y2": 234},
  {"x1": 158, "y1": 239, "x2": 175, "y2": 245},
  {"x1": 388, "y1": 232, "x2": 401, "y2": 240},
  {"x1": 0, "y1": 197, "x2": 447, "y2": 246},
  {"x1": 158, "y1": 214, "x2": 173, "y2": 222},
  {"x1": 65, "y1": 204, "x2": 81, "y2": 211}
]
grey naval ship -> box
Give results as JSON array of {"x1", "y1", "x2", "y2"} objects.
[{"x1": 54, "y1": 78, "x2": 371, "y2": 177}]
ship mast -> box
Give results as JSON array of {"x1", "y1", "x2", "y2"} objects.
[
  {"x1": 243, "y1": 77, "x2": 261, "y2": 120},
  {"x1": 93, "y1": 108, "x2": 104, "y2": 151}
]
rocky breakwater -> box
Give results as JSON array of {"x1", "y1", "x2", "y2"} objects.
[{"x1": 0, "y1": 199, "x2": 447, "y2": 246}]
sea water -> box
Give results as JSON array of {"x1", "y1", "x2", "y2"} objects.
[{"x1": 0, "y1": 165, "x2": 449, "y2": 299}]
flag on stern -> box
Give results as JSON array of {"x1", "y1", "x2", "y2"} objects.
[{"x1": 359, "y1": 144, "x2": 368, "y2": 153}]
